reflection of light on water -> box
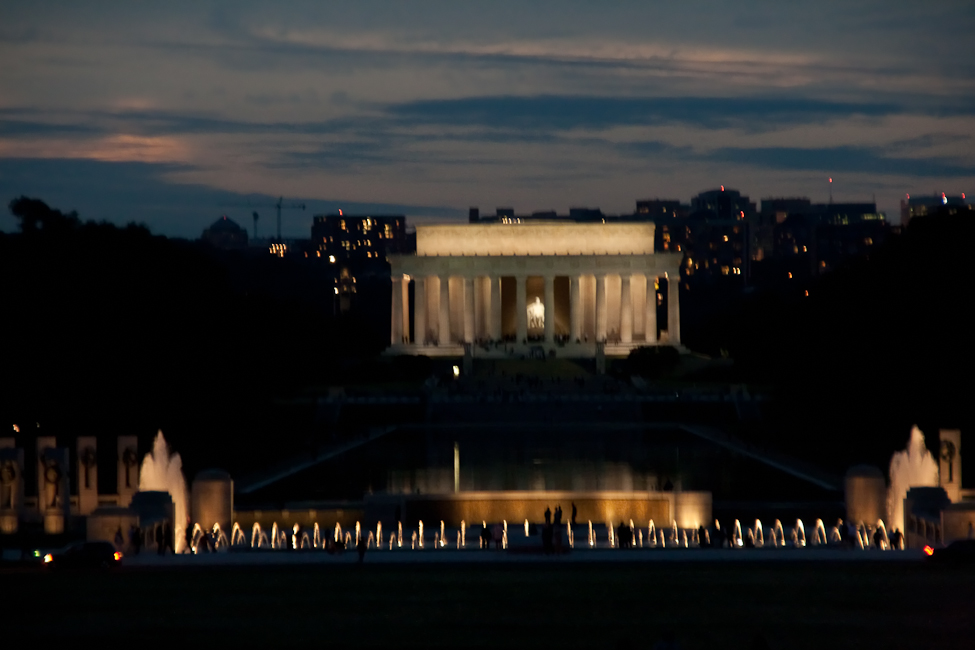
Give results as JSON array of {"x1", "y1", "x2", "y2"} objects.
[
  {"x1": 314, "y1": 523, "x2": 321, "y2": 549},
  {"x1": 648, "y1": 520, "x2": 656, "y2": 548},
  {"x1": 525, "y1": 519, "x2": 529, "y2": 537},
  {"x1": 733, "y1": 519, "x2": 743, "y2": 547},
  {"x1": 418, "y1": 521, "x2": 424, "y2": 548},
  {"x1": 588, "y1": 520, "x2": 594, "y2": 547},
  {"x1": 398, "y1": 522, "x2": 403, "y2": 548},
  {"x1": 461, "y1": 521, "x2": 466, "y2": 548},
  {"x1": 440, "y1": 520, "x2": 445, "y2": 546},
  {"x1": 502, "y1": 520, "x2": 508, "y2": 549},
  {"x1": 355, "y1": 521, "x2": 361, "y2": 546},
  {"x1": 411, "y1": 531, "x2": 417, "y2": 549},
  {"x1": 377, "y1": 522, "x2": 382, "y2": 548},
  {"x1": 638, "y1": 530, "x2": 643, "y2": 547},
  {"x1": 334, "y1": 523, "x2": 342, "y2": 543},
  {"x1": 608, "y1": 521, "x2": 615, "y2": 548}
]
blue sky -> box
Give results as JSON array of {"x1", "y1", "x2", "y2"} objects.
[{"x1": 1, "y1": 1, "x2": 973, "y2": 236}]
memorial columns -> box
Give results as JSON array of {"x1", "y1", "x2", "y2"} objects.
[
  {"x1": 401, "y1": 276, "x2": 410, "y2": 343},
  {"x1": 516, "y1": 275, "x2": 527, "y2": 342},
  {"x1": 645, "y1": 274, "x2": 657, "y2": 344},
  {"x1": 595, "y1": 274, "x2": 607, "y2": 342},
  {"x1": 667, "y1": 274, "x2": 681, "y2": 345},
  {"x1": 391, "y1": 275, "x2": 403, "y2": 346},
  {"x1": 463, "y1": 276, "x2": 475, "y2": 343},
  {"x1": 414, "y1": 277, "x2": 427, "y2": 345},
  {"x1": 620, "y1": 273, "x2": 633, "y2": 344},
  {"x1": 439, "y1": 274, "x2": 451, "y2": 345},
  {"x1": 543, "y1": 274, "x2": 555, "y2": 344},
  {"x1": 490, "y1": 275, "x2": 502, "y2": 341},
  {"x1": 570, "y1": 275, "x2": 582, "y2": 342}
]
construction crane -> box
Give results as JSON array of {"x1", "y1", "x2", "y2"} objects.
[{"x1": 223, "y1": 197, "x2": 306, "y2": 241}]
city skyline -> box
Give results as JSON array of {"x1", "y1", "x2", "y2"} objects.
[{"x1": 1, "y1": 1, "x2": 973, "y2": 237}]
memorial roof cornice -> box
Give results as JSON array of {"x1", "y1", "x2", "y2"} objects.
[{"x1": 389, "y1": 252, "x2": 683, "y2": 276}]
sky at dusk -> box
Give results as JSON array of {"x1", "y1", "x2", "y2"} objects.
[{"x1": 1, "y1": 1, "x2": 973, "y2": 237}]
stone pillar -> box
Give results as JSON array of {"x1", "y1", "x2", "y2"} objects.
[
  {"x1": 490, "y1": 275, "x2": 502, "y2": 341},
  {"x1": 463, "y1": 276, "x2": 475, "y2": 343},
  {"x1": 0, "y1": 439, "x2": 24, "y2": 534},
  {"x1": 595, "y1": 274, "x2": 607, "y2": 342},
  {"x1": 620, "y1": 273, "x2": 633, "y2": 344},
  {"x1": 77, "y1": 436, "x2": 98, "y2": 516},
  {"x1": 645, "y1": 274, "x2": 658, "y2": 343},
  {"x1": 391, "y1": 275, "x2": 403, "y2": 346},
  {"x1": 414, "y1": 277, "x2": 427, "y2": 344},
  {"x1": 36, "y1": 436, "x2": 55, "y2": 514},
  {"x1": 37, "y1": 438, "x2": 69, "y2": 534},
  {"x1": 439, "y1": 275, "x2": 451, "y2": 345},
  {"x1": 401, "y1": 276, "x2": 410, "y2": 343},
  {"x1": 516, "y1": 275, "x2": 527, "y2": 342},
  {"x1": 570, "y1": 275, "x2": 582, "y2": 343},
  {"x1": 117, "y1": 436, "x2": 139, "y2": 507},
  {"x1": 667, "y1": 274, "x2": 681, "y2": 345},
  {"x1": 939, "y1": 429, "x2": 962, "y2": 503},
  {"x1": 543, "y1": 275, "x2": 555, "y2": 344}
]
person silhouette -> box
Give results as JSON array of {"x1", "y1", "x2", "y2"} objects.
[{"x1": 571, "y1": 503, "x2": 577, "y2": 525}]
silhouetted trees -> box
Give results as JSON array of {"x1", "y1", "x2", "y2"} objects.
[{"x1": 1, "y1": 197, "x2": 381, "y2": 475}]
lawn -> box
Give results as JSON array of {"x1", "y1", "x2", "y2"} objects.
[{"x1": 6, "y1": 560, "x2": 973, "y2": 648}]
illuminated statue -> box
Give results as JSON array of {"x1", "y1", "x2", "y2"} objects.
[{"x1": 527, "y1": 297, "x2": 545, "y2": 330}]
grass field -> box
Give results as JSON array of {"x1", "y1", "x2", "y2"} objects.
[{"x1": 6, "y1": 560, "x2": 974, "y2": 648}]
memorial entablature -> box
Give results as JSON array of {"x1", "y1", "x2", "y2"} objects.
[{"x1": 388, "y1": 222, "x2": 684, "y2": 358}]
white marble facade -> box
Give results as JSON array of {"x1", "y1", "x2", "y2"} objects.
[{"x1": 388, "y1": 222, "x2": 683, "y2": 357}]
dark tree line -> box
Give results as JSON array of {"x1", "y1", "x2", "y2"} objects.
[
  {"x1": 685, "y1": 208, "x2": 973, "y2": 473},
  {"x1": 0, "y1": 197, "x2": 382, "y2": 476}
]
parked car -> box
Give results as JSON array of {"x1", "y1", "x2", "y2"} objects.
[
  {"x1": 925, "y1": 539, "x2": 975, "y2": 564},
  {"x1": 44, "y1": 541, "x2": 122, "y2": 569}
]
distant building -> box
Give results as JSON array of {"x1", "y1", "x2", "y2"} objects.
[
  {"x1": 753, "y1": 198, "x2": 889, "y2": 283},
  {"x1": 201, "y1": 215, "x2": 248, "y2": 250},
  {"x1": 636, "y1": 199, "x2": 686, "y2": 219},
  {"x1": 900, "y1": 194, "x2": 972, "y2": 227},
  {"x1": 312, "y1": 214, "x2": 408, "y2": 262},
  {"x1": 468, "y1": 206, "x2": 606, "y2": 224},
  {"x1": 311, "y1": 214, "x2": 410, "y2": 314},
  {"x1": 691, "y1": 188, "x2": 756, "y2": 221}
]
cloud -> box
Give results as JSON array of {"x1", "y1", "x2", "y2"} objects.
[
  {"x1": 701, "y1": 146, "x2": 975, "y2": 178},
  {"x1": 384, "y1": 95, "x2": 908, "y2": 133},
  {"x1": 0, "y1": 158, "x2": 462, "y2": 237}
]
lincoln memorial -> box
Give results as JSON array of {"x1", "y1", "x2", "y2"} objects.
[{"x1": 388, "y1": 221, "x2": 683, "y2": 358}]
